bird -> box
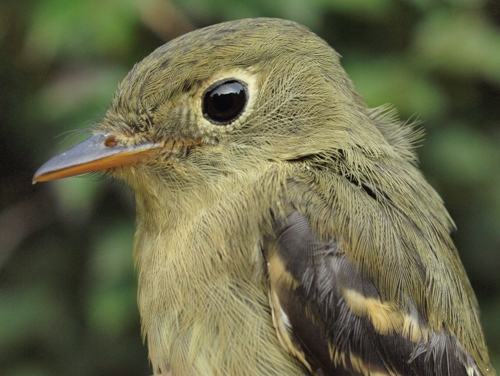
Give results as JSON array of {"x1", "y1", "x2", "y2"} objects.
[{"x1": 33, "y1": 18, "x2": 496, "y2": 376}]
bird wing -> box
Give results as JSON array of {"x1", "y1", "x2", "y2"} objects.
[{"x1": 264, "y1": 209, "x2": 480, "y2": 376}]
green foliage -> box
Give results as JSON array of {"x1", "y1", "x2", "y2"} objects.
[{"x1": 1, "y1": 0, "x2": 498, "y2": 374}]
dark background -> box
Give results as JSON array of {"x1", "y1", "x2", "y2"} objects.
[{"x1": 1, "y1": 0, "x2": 499, "y2": 375}]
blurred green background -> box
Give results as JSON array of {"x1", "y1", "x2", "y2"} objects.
[{"x1": 1, "y1": 0, "x2": 499, "y2": 375}]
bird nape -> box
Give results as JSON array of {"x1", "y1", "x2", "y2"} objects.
[{"x1": 33, "y1": 18, "x2": 495, "y2": 376}]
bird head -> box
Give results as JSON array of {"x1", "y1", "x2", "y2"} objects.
[{"x1": 33, "y1": 18, "x2": 395, "y2": 196}]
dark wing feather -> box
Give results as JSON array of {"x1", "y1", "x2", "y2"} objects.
[{"x1": 264, "y1": 210, "x2": 479, "y2": 376}]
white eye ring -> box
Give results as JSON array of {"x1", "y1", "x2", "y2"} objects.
[{"x1": 195, "y1": 69, "x2": 258, "y2": 138}]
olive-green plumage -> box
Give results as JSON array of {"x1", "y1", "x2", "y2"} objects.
[{"x1": 34, "y1": 18, "x2": 495, "y2": 376}]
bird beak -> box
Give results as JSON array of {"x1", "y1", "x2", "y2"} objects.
[{"x1": 33, "y1": 132, "x2": 160, "y2": 183}]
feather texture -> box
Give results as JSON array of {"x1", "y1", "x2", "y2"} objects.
[{"x1": 265, "y1": 210, "x2": 482, "y2": 375}]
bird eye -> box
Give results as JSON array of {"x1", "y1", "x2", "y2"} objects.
[{"x1": 203, "y1": 80, "x2": 248, "y2": 125}]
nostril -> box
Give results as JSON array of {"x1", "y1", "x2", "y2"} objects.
[{"x1": 104, "y1": 136, "x2": 118, "y2": 147}]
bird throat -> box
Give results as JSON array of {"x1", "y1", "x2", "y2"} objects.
[{"x1": 131, "y1": 168, "x2": 305, "y2": 375}]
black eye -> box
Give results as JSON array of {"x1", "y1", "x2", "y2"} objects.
[{"x1": 203, "y1": 80, "x2": 248, "y2": 125}]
